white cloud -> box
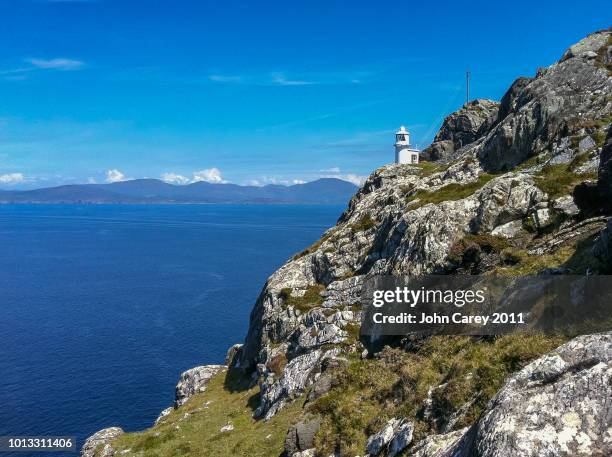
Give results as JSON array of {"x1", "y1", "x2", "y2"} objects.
[
  {"x1": 271, "y1": 72, "x2": 313, "y2": 86},
  {"x1": 321, "y1": 173, "x2": 367, "y2": 186},
  {"x1": 26, "y1": 58, "x2": 84, "y2": 71},
  {"x1": 319, "y1": 166, "x2": 341, "y2": 173},
  {"x1": 87, "y1": 177, "x2": 97, "y2": 184},
  {"x1": 161, "y1": 172, "x2": 191, "y2": 185},
  {"x1": 0, "y1": 172, "x2": 25, "y2": 185},
  {"x1": 209, "y1": 74, "x2": 243, "y2": 83},
  {"x1": 292, "y1": 179, "x2": 306, "y2": 185},
  {"x1": 105, "y1": 169, "x2": 126, "y2": 183},
  {"x1": 192, "y1": 167, "x2": 226, "y2": 184}
]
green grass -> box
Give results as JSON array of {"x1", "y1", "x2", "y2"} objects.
[
  {"x1": 496, "y1": 234, "x2": 604, "y2": 275},
  {"x1": 309, "y1": 334, "x2": 567, "y2": 456},
  {"x1": 406, "y1": 173, "x2": 496, "y2": 209},
  {"x1": 593, "y1": 130, "x2": 607, "y2": 148},
  {"x1": 413, "y1": 161, "x2": 450, "y2": 177},
  {"x1": 534, "y1": 163, "x2": 597, "y2": 199},
  {"x1": 106, "y1": 371, "x2": 304, "y2": 457},
  {"x1": 281, "y1": 284, "x2": 325, "y2": 312}
]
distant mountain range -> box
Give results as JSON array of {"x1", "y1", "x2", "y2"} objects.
[{"x1": 0, "y1": 178, "x2": 358, "y2": 204}]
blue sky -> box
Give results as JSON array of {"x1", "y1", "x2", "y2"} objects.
[{"x1": 0, "y1": 0, "x2": 609, "y2": 188}]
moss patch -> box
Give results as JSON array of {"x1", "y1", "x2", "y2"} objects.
[
  {"x1": 413, "y1": 161, "x2": 450, "y2": 177},
  {"x1": 281, "y1": 284, "x2": 325, "y2": 313},
  {"x1": 309, "y1": 334, "x2": 566, "y2": 456},
  {"x1": 406, "y1": 174, "x2": 495, "y2": 209},
  {"x1": 107, "y1": 371, "x2": 303, "y2": 457}
]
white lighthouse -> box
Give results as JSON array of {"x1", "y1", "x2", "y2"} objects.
[{"x1": 394, "y1": 126, "x2": 420, "y2": 164}]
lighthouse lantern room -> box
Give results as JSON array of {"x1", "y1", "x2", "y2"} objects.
[{"x1": 394, "y1": 126, "x2": 420, "y2": 165}]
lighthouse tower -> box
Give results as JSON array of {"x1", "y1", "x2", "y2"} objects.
[{"x1": 394, "y1": 126, "x2": 420, "y2": 164}]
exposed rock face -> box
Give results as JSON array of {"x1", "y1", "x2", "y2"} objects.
[
  {"x1": 81, "y1": 427, "x2": 123, "y2": 457},
  {"x1": 436, "y1": 332, "x2": 612, "y2": 457},
  {"x1": 477, "y1": 30, "x2": 611, "y2": 172},
  {"x1": 422, "y1": 99, "x2": 500, "y2": 162},
  {"x1": 256, "y1": 349, "x2": 341, "y2": 420},
  {"x1": 174, "y1": 364, "x2": 225, "y2": 407},
  {"x1": 597, "y1": 125, "x2": 612, "y2": 210}
]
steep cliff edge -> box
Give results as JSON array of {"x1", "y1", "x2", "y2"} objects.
[{"x1": 83, "y1": 29, "x2": 612, "y2": 457}]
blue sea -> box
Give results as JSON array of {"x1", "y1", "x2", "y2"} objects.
[{"x1": 0, "y1": 204, "x2": 343, "y2": 453}]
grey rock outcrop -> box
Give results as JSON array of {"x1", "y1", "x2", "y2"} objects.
[
  {"x1": 81, "y1": 427, "x2": 123, "y2": 457},
  {"x1": 387, "y1": 421, "x2": 414, "y2": 457},
  {"x1": 410, "y1": 427, "x2": 469, "y2": 457},
  {"x1": 364, "y1": 418, "x2": 414, "y2": 456},
  {"x1": 174, "y1": 364, "x2": 225, "y2": 407},
  {"x1": 597, "y1": 125, "x2": 612, "y2": 210},
  {"x1": 256, "y1": 349, "x2": 340, "y2": 420},
  {"x1": 422, "y1": 99, "x2": 500, "y2": 162},
  {"x1": 594, "y1": 219, "x2": 612, "y2": 270},
  {"x1": 478, "y1": 30, "x2": 612, "y2": 172},
  {"x1": 441, "y1": 332, "x2": 612, "y2": 457},
  {"x1": 366, "y1": 418, "x2": 402, "y2": 455}
]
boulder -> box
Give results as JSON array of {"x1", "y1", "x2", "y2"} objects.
[
  {"x1": 81, "y1": 427, "x2": 123, "y2": 457},
  {"x1": 174, "y1": 365, "x2": 225, "y2": 407},
  {"x1": 365, "y1": 418, "x2": 401, "y2": 455},
  {"x1": 552, "y1": 195, "x2": 579, "y2": 216},
  {"x1": 446, "y1": 332, "x2": 612, "y2": 456},
  {"x1": 387, "y1": 421, "x2": 414, "y2": 457},
  {"x1": 284, "y1": 415, "x2": 322, "y2": 456}
]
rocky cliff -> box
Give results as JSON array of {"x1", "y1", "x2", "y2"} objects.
[{"x1": 83, "y1": 29, "x2": 612, "y2": 457}]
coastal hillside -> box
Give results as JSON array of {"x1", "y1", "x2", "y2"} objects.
[
  {"x1": 0, "y1": 178, "x2": 357, "y2": 205},
  {"x1": 84, "y1": 29, "x2": 612, "y2": 457}
]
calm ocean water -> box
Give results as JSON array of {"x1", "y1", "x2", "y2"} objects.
[{"x1": 0, "y1": 204, "x2": 343, "y2": 453}]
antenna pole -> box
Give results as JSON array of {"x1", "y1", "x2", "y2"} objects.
[{"x1": 466, "y1": 69, "x2": 470, "y2": 104}]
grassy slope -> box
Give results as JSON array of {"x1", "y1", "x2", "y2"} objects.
[
  {"x1": 105, "y1": 372, "x2": 303, "y2": 457},
  {"x1": 309, "y1": 334, "x2": 567, "y2": 456}
]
